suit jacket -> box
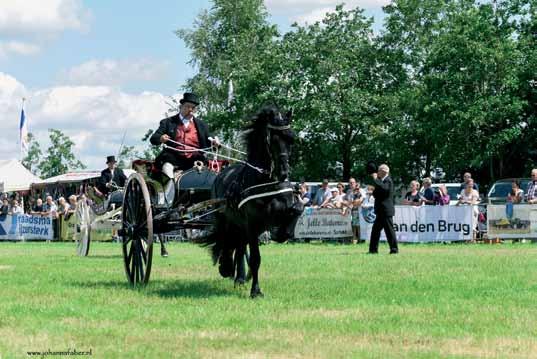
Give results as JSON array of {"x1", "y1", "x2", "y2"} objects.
[
  {"x1": 373, "y1": 175, "x2": 395, "y2": 217},
  {"x1": 98, "y1": 168, "x2": 127, "y2": 194},
  {"x1": 150, "y1": 115, "x2": 212, "y2": 157}
]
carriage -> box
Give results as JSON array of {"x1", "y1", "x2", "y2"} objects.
[
  {"x1": 106, "y1": 106, "x2": 300, "y2": 298},
  {"x1": 118, "y1": 159, "x2": 226, "y2": 285}
]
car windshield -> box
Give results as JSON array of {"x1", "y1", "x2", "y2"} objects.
[
  {"x1": 489, "y1": 183, "x2": 512, "y2": 198},
  {"x1": 489, "y1": 180, "x2": 530, "y2": 198}
]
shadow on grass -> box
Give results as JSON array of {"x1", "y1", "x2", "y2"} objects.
[
  {"x1": 69, "y1": 278, "x2": 233, "y2": 298},
  {"x1": 79, "y1": 254, "x2": 123, "y2": 259},
  {"x1": 146, "y1": 279, "x2": 233, "y2": 298}
]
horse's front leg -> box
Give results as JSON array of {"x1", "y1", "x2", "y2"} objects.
[
  {"x1": 249, "y1": 239, "x2": 263, "y2": 298},
  {"x1": 234, "y1": 243, "x2": 247, "y2": 287}
]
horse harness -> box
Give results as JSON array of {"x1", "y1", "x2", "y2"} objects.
[{"x1": 237, "y1": 181, "x2": 294, "y2": 209}]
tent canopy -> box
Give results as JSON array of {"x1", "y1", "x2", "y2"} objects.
[{"x1": 0, "y1": 160, "x2": 41, "y2": 192}]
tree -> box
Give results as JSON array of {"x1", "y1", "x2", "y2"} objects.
[
  {"x1": 38, "y1": 129, "x2": 86, "y2": 178},
  {"x1": 273, "y1": 6, "x2": 387, "y2": 180},
  {"x1": 21, "y1": 132, "x2": 42, "y2": 175},
  {"x1": 177, "y1": 0, "x2": 279, "y2": 138}
]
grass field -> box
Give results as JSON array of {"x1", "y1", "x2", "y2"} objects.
[{"x1": 1, "y1": 241, "x2": 537, "y2": 358}]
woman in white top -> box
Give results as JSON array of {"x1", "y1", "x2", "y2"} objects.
[{"x1": 10, "y1": 200, "x2": 24, "y2": 215}]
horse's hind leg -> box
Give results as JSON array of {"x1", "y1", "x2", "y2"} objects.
[{"x1": 249, "y1": 238, "x2": 263, "y2": 298}]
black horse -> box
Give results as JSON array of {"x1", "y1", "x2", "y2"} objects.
[{"x1": 200, "y1": 106, "x2": 303, "y2": 298}]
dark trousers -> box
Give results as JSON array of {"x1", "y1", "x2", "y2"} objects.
[
  {"x1": 369, "y1": 215, "x2": 398, "y2": 253},
  {"x1": 155, "y1": 151, "x2": 205, "y2": 172}
]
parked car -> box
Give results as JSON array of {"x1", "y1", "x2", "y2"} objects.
[{"x1": 487, "y1": 178, "x2": 531, "y2": 204}]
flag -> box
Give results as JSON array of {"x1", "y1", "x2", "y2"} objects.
[{"x1": 20, "y1": 106, "x2": 28, "y2": 157}]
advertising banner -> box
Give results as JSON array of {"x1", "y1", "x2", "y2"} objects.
[
  {"x1": 360, "y1": 205, "x2": 475, "y2": 242},
  {"x1": 0, "y1": 214, "x2": 54, "y2": 240},
  {"x1": 487, "y1": 204, "x2": 537, "y2": 239},
  {"x1": 294, "y1": 208, "x2": 353, "y2": 239}
]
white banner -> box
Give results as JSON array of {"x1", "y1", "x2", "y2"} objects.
[
  {"x1": 360, "y1": 205, "x2": 475, "y2": 242},
  {"x1": 487, "y1": 204, "x2": 537, "y2": 239},
  {"x1": 0, "y1": 214, "x2": 54, "y2": 240},
  {"x1": 294, "y1": 208, "x2": 353, "y2": 238}
]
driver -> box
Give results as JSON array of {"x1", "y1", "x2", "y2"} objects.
[
  {"x1": 150, "y1": 92, "x2": 219, "y2": 200},
  {"x1": 97, "y1": 155, "x2": 127, "y2": 197}
]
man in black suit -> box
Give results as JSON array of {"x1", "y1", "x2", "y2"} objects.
[
  {"x1": 150, "y1": 92, "x2": 219, "y2": 175},
  {"x1": 369, "y1": 163, "x2": 399, "y2": 254},
  {"x1": 97, "y1": 156, "x2": 127, "y2": 196}
]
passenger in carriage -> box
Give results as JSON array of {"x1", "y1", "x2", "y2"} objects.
[{"x1": 96, "y1": 155, "x2": 127, "y2": 197}]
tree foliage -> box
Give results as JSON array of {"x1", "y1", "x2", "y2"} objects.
[
  {"x1": 37, "y1": 129, "x2": 86, "y2": 178},
  {"x1": 21, "y1": 132, "x2": 42, "y2": 175},
  {"x1": 179, "y1": 0, "x2": 537, "y2": 185}
]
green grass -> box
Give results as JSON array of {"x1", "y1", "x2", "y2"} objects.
[{"x1": 1, "y1": 241, "x2": 537, "y2": 358}]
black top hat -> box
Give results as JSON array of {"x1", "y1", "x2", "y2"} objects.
[
  {"x1": 179, "y1": 92, "x2": 200, "y2": 106},
  {"x1": 366, "y1": 161, "x2": 378, "y2": 175},
  {"x1": 106, "y1": 155, "x2": 117, "y2": 164}
]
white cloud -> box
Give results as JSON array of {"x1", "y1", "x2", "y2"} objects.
[
  {"x1": 0, "y1": 0, "x2": 91, "y2": 57},
  {"x1": 266, "y1": 0, "x2": 390, "y2": 25},
  {"x1": 265, "y1": 0, "x2": 390, "y2": 14},
  {"x1": 0, "y1": 41, "x2": 40, "y2": 57},
  {"x1": 60, "y1": 59, "x2": 170, "y2": 87},
  {"x1": 0, "y1": 71, "x2": 173, "y2": 171}
]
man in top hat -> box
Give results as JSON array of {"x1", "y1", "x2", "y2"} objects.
[
  {"x1": 150, "y1": 92, "x2": 219, "y2": 174},
  {"x1": 97, "y1": 155, "x2": 127, "y2": 197}
]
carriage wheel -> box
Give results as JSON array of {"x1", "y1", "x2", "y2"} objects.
[
  {"x1": 75, "y1": 200, "x2": 91, "y2": 257},
  {"x1": 122, "y1": 173, "x2": 153, "y2": 286}
]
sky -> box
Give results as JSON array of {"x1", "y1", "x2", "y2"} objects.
[{"x1": 0, "y1": 0, "x2": 389, "y2": 172}]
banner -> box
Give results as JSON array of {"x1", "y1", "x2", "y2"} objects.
[
  {"x1": 294, "y1": 208, "x2": 353, "y2": 238},
  {"x1": 360, "y1": 205, "x2": 475, "y2": 242},
  {"x1": 0, "y1": 214, "x2": 54, "y2": 240},
  {"x1": 487, "y1": 204, "x2": 537, "y2": 239}
]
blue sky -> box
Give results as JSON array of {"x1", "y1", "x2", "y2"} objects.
[{"x1": 0, "y1": 0, "x2": 388, "y2": 171}]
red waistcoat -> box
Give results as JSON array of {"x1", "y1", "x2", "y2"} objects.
[{"x1": 175, "y1": 121, "x2": 200, "y2": 159}]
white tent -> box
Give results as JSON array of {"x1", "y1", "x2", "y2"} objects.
[{"x1": 0, "y1": 159, "x2": 41, "y2": 192}]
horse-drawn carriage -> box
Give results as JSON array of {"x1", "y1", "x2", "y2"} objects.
[{"x1": 117, "y1": 106, "x2": 303, "y2": 298}]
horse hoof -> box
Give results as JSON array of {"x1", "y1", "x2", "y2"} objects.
[
  {"x1": 234, "y1": 278, "x2": 245, "y2": 288},
  {"x1": 250, "y1": 290, "x2": 264, "y2": 299}
]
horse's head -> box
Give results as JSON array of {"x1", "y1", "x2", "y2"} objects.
[{"x1": 256, "y1": 106, "x2": 294, "y2": 182}]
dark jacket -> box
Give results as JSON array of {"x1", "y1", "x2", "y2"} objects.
[
  {"x1": 373, "y1": 175, "x2": 395, "y2": 217},
  {"x1": 98, "y1": 168, "x2": 127, "y2": 194},
  {"x1": 150, "y1": 115, "x2": 212, "y2": 156}
]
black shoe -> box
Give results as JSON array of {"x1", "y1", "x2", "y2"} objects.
[{"x1": 389, "y1": 249, "x2": 398, "y2": 254}]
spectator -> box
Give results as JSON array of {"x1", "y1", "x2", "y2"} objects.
[
  {"x1": 525, "y1": 169, "x2": 537, "y2": 204},
  {"x1": 298, "y1": 183, "x2": 311, "y2": 206},
  {"x1": 1, "y1": 198, "x2": 9, "y2": 216},
  {"x1": 402, "y1": 180, "x2": 425, "y2": 206},
  {"x1": 508, "y1": 180, "x2": 524, "y2": 204},
  {"x1": 31, "y1": 198, "x2": 44, "y2": 215},
  {"x1": 458, "y1": 179, "x2": 480, "y2": 205},
  {"x1": 312, "y1": 179, "x2": 331, "y2": 207},
  {"x1": 460, "y1": 172, "x2": 479, "y2": 192},
  {"x1": 362, "y1": 185, "x2": 375, "y2": 209},
  {"x1": 422, "y1": 177, "x2": 435, "y2": 205},
  {"x1": 42, "y1": 195, "x2": 58, "y2": 217},
  {"x1": 10, "y1": 199, "x2": 24, "y2": 215},
  {"x1": 345, "y1": 177, "x2": 364, "y2": 243},
  {"x1": 323, "y1": 187, "x2": 341, "y2": 208},
  {"x1": 435, "y1": 184, "x2": 451, "y2": 205},
  {"x1": 57, "y1": 197, "x2": 70, "y2": 216}
]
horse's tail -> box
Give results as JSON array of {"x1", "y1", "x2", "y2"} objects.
[{"x1": 192, "y1": 229, "x2": 221, "y2": 265}]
